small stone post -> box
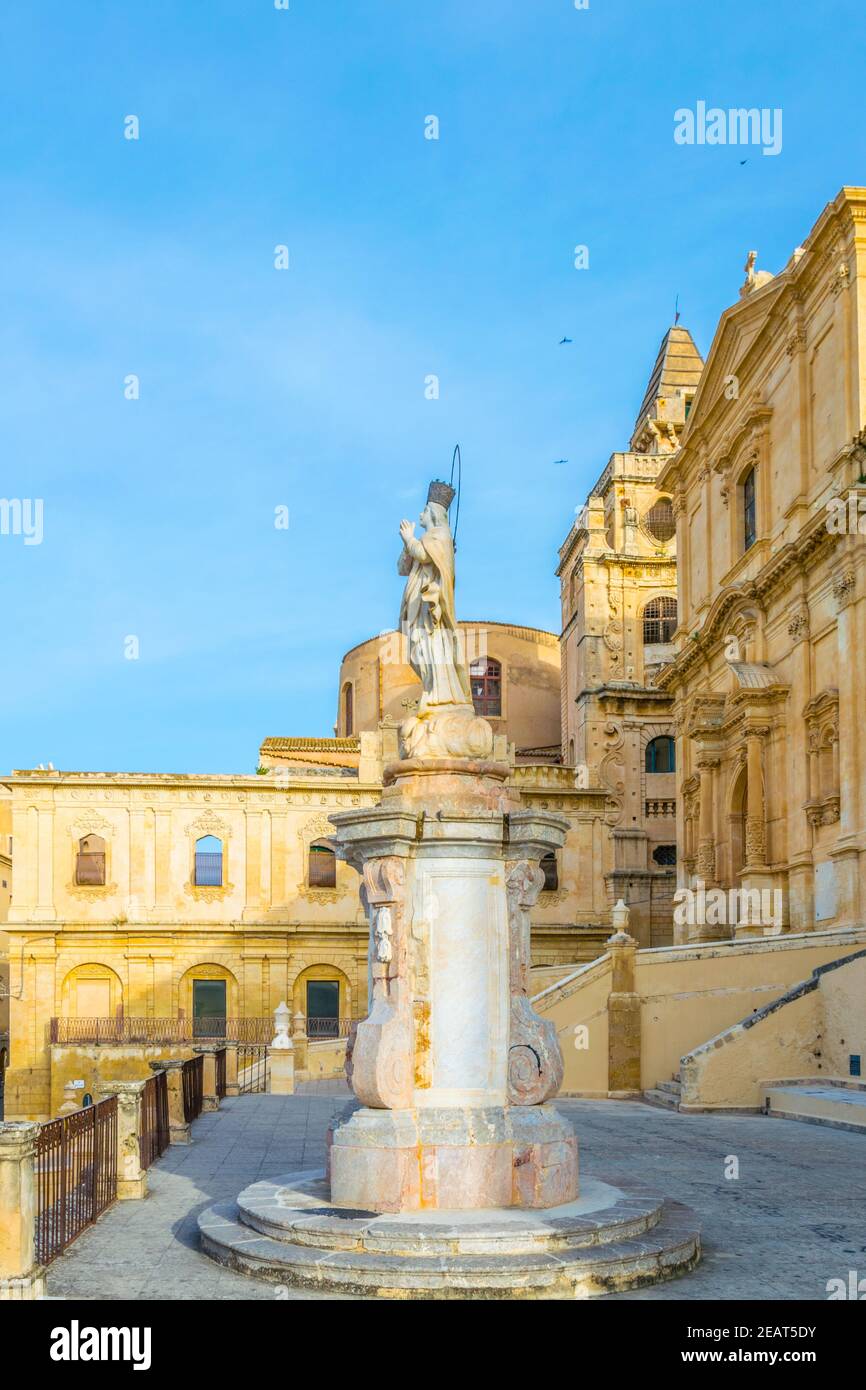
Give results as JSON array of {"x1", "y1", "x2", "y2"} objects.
[
  {"x1": 224, "y1": 1042, "x2": 239, "y2": 1096},
  {"x1": 292, "y1": 1010, "x2": 308, "y2": 1074},
  {"x1": 0, "y1": 1122, "x2": 45, "y2": 1301},
  {"x1": 607, "y1": 899, "x2": 641, "y2": 1097},
  {"x1": 94, "y1": 1079, "x2": 148, "y2": 1200},
  {"x1": 151, "y1": 1059, "x2": 190, "y2": 1144},
  {"x1": 193, "y1": 1044, "x2": 220, "y2": 1112},
  {"x1": 270, "y1": 1001, "x2": 295, "y2": 1095}
]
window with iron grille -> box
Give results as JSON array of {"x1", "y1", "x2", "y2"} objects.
[
  {"x1": 645, "y1": 736, "x2": 675, "y2": 774},
  {"x1": 653, "y1": 844, "x2": 677, "y2": 866},
  {"x1": 470, "y1": 657, "x2": 502, "y2": 717},
  {"x1": 194, "y1": 834, "x2": 223, "y2": 887},
  {"x1": 643, "y1": 596, "x2": 677, "y2": 644},
  {"x1": 540, "y1": 852, "x2": 558, "y2": 892},
  {"x1": 75, "y1": 835, "x2": 106, "y2": 886},
  {"x1": 743, "y1": 467, "x2": 756, "y2": 551},
  {"x1": 309, "y1": 841, "x2": 337, "y2": 889},
  {"x1": 644, "y1": 498, "x2": 676, "y2": 543}
]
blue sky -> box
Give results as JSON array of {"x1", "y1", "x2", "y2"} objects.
[{"x1": 1, "y1": 0, "x2": 862, "y2": 774}]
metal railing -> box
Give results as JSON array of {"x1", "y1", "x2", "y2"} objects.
[
  {"x1": 214, "y1": 1047, "x2": 227, "y2": 1100},
  {"x1": 139, "y1": 1071, "x2": 170, "y2": 1170},
  {"x1": 35, "y1": 1096, "x2": 118, "y2": 1265},
  {"x1": 182, "y1": 1055, "x2": 204, "y2": 1123},
  {"x1": 306, "y1": 1016, "x2": 353, "y2": 1039},
  {"x1": 50, "y1": 1017, "x2": 273, "y2": 1045},
  {"x1": 237, "y1": 1045, "x2": 269, "y2": 1094}
]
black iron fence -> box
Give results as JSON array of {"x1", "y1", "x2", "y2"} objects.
[
  {"x1": 214, "y1": 1047, "x2": 227, "y2": 1100},
  {"x1": 50, "y1": 1016, "x2": 273, "y2": 1045},
  {"x1": 139, "y1": 1071, "x2": 170, "y2": 1170},
  {"x1": 182, "y1": 1055, "x2": 204, "y2": 1123},
  {"x1": 35, "y1": 1096, "x2": 118, "y2": 1265},
  {"x1": 306, "y1": 1016, "x2": 353, "y2": 1039},
  {"x1": 237, "y1": 1045, "x2": 269, "y2": 1094}
]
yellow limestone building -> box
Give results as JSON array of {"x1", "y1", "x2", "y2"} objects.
[
  {"x1": 657, "y1": 187, "x2": 866, "y2": 942},
  {"x1": 558, "y1": 327, "x2": 704, "y2": 945},
  {"x1": 2, "y1": 621, "x2": 616, "y2": 1120}
]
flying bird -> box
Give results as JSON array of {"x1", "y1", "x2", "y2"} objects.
[
  {"x1": 740, "y1": 159, "x2": 748, "y2": 165},
  {"x1": 553, "y1": 458, "x2": 568, "y2": 466},
  {"x1": 559, "y1": 336, "x2": 572, "y2": 344}
]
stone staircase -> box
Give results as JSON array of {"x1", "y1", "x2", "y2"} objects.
[
  {"x1": 199, "y1": 1168, "x2": 701, "y2": 1299},
  {"x1": 643, "y1": 1073, "x2": 683, "y2": 1111},
  {"x1": 761, "y1": 1080, "x2": 866, "y2": 1134}
]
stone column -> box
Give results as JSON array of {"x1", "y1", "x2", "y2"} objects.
[
  {"x1": 193, "y1": 1045, "x2": 220, "y2": 1112},
  {"x1": 151, "y1": 1060, "x2": 190, "y2": 1144},
  {"x1": 695, "y1": 755, "x2": 718, "y2": 888},
  {"x1": 224, "y1": 1042, "x2": 239, "y2": 1097},
  {"x1": 0, "y1": 1123, "x2": 45, "y2": 1300},
  {"x1": 744, "y1": 729, "x2": 767, "y2": 869},
  {"x1": 606, "y1": 902, "x2": 641, "y2": 1097},
  {"x1": 94, "y1": 1080, "x2": 148, "y2": 1200},
  {"x1": 831, "y1": 566, "x2": 861, "y2": 925}
]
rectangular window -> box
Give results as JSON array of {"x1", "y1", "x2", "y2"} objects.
[{"x1": 743, "y1": 469, "x2": 756, "y2": 551}]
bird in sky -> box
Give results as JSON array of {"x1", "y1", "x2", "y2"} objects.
[
  {"x1": 559, "y1": 336, "x2": 572, "y2": 344},
  {"x1": 740, "y1": 159, "x2": 748, "y2": 165},
  {"x1": 553, "y1": 458, "x2": 568, "y2": 466}
]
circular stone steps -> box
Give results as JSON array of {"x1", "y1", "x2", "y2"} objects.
[{"x1": 199, "y1": 1170, "x2": 700, "y2": 1299}]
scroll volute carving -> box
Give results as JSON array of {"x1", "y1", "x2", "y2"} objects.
[
  {"x1": 350, "y1": 854, "x2": 414, "y2": 1111},
  {"x1": 505, "y1": 859, "x2": 564, "y2": 1106}
]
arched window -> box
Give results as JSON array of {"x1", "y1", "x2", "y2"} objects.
[
  {"x1": 194, "y1": 834, "x2": 223, "y2": 887},
  {"x1": 343, "y1": 682, "x2": 354, "y2": 737},
  {"x1": 645, "y1": 736, "x2": 675, "y2": 774},
  {"x1": 309, "y1": 841, "x2": 336, "y2": 889},
  {"x1": 743, "y1": 467, "x2": 757, "y2": 551},
  {"x1": 652, "y1": 844, "x2": 677, "y2": 866},
  {"x1": 644, "y1": 498, "x2": 676, "y2": 543},
  {"x1": 470, "y1": 657, "x2": 502, "y2": 717},
  {"x1": 643, "y1": 597, "x2": 677, "y2": 645},
  {"x1": 75, "y1": 834, "x2": 106, "y2": 886},
  {"x1": 540, "y1": 852, "x2": 559, "y2": 892}
]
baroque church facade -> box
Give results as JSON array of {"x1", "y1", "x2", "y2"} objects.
[{"x1": 3, "y1": 185, "x2": 864, "y2": 1120}]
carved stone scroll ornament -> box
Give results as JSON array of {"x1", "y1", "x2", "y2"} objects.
[
  {"x1": 505, "y1": 860, "x2": 564, "y2": 1106},
  {"x1": 349, "y1": 857, "x2": 414, "y2": 1110}
]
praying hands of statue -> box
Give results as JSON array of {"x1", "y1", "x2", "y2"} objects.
[{"x1": 399, "y1": 518, "x2": 426, "y2": 563}]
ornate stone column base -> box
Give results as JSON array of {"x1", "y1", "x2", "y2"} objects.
[{"x1": 328, "y1": 1104, "x2": 577, "y2": 1213}]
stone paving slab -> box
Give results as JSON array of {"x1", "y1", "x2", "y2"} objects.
[{"x1": 44, "y1": 1094, "x2": 866, "y2": 1301}]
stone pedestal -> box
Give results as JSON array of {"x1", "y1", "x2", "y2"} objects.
[
  {"x1": 151, "y1": 1060, "x2": 190, "y2": 1144},
  {"x1": 193, "y1": 1045, "x2": 221, "y2": 1112},
  {"x1": 270, "y1": 1048, "x2": 295, "y2": 1095},
  {"x1": 95, "y1": 1079, "x2": 149, "y2": 1200},
  {"x1": 328, "y1": 758, "x2": 576, "y2": 1212},
  {"x1": 225, "y1": 1043, "x2": 239, "y2": 1097},
  {"x1": 0, "y1": 1123, "x2": 45, "y2": 1301}
]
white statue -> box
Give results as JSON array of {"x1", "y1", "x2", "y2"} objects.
[
  {"x1": 740, "y1": 250, "x2": 774, "y2": 297},
  {"x1": 398, "y1": 481, "x2": 472, "y2": 711},
  {"x1": 397, "y1": 480, "x2": 493, "y2": 761}
]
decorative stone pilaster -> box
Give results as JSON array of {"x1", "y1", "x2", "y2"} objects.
[
  {"x1": 0, "y1": 1123, "x2": 45, "y2": 1300},
  {"x1": 193, "y1": 1044, "x2": 221, "y2": 1112},
  {"x1": 695, "y1": 756, "x2": 719, "y2": 884},
  {"x1": 94, "y1": 1079, "x2": 148, "y2": 1200},
  {"x1": 744, "y1": 728, "x2": 768, "y2": 868},
  {"x1": 151, "y1": 1059, "x2": 190, "y2": 1144}
]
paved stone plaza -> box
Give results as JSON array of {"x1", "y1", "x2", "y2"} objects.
[{"x1": 45, "y1": 1093, "x2": 864, "y2": 1301}]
